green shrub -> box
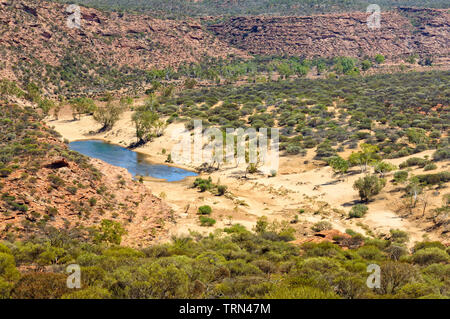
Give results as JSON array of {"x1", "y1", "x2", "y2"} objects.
[
  {"x1": 198, "y1": 205, "x2": 212, "y2": 215},
  {"x1": 48, "y1": 174, "x2": 65, "y2": 189},
  {"x1": 353, "y1": 175, "x2": 386, "y2": 202},
  {"x1": 415, "y1": 172, "x2": 450, "y2": 186},
  {"x1": 265, "y1": 285, "x2": 339, "y2": 299},
  {"x1": 396, "y1": 283, "x2": 435, "y2": 299},
  {"x1": 412, "y1": 248, "x2": 449, "y2": 265},
  {"x1": 349, "y1": 204, "x2": 368, "y2": 218},
  {"x1": 247, "y1": 163, "x2": 258, "y2": 174},
  {"x1": 328, "y1": 156, "x2": 349, "y2": 174},
  {"x1": 199, "y1": 216, "x2": 216, "y2": 227},
  {"x1": 311, "y1": 221, "x2": 332, "y2": 232},
  {"x1": 356, "y1": 245, "x2": 383, "y2": 260},
  {"x1": 432, "y1": 147, "x2": 450, "y2": 161},
  {"x1": 423, "y1": 163, "x2": 437, "y2": 171},
  {"x1": 89, "y1": 197, "x2": 97, "y2": 207},
  {"x1": 103, "y1": 246, "x2": 145, "y2": 258},
  {"x1": 389, "y1": 229, "x2": 409, "y2": 244},
  {"x1": 0, "y1": 252, "x2": 20, "y2": 281},
  {"x1": 379, "y1": 262, "x2": 417, "y2": 295},
  {"x1": 93, "y1": 219, "x2": 126, "y2": 245},
  {"x1": 193, "y1": 177, "x2": 213, "y2": 192},
  {"x1": 394, "y1": 171, "x2": 408, "y2": 183},
  {"x1": 217, "y1": 185, "x2": 227, "y2": 196},
  {"x1": 62, "y1": 286, "x2": 112, "y2": 299},
  {"x1": 0, "y1": 243, "x2": 11, "y2": 254},
  {"x1": 66, "y1": 186, "x2": 78, "y2": 195},
  {"x1": 285, "y1": 144, "x2": 305, "y2": 155},
  {"x1": 46, "y1": 207, "x2": 58, "y2": 217},
  {"x1": 11, "y1": 202, "x2": 28, "y2": 212},
  {"x1": 223, "y1": 224, "x2": 249, "y2": 234},
  {"x1": 374, "y1": 162, "x2": 396, "y2": 176},
  {"x1": 0, "y1": 277, "x2": 13, "y2": 299},
  {"x1": 399, "y1": 157, "x2": 428, "y2": 169},
  {"x1": 375, "y1": 54, "x2": 385, "y2": 64},
  {"x1": 11, "y1": 272, "x2": 68, "y2": 299},
  {"x1": 413, "y1": 241, "x2": 446, "y2": 252}
]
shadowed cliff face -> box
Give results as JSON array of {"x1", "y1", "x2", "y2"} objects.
[{"x1": 208, "y1": 8, "x2": 450, "y2": 59}]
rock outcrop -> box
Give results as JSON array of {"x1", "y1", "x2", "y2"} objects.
[
  {"x1": 0, "y1": 0, "x2": 248, "y2": 85},
  {"x1": 208, "y1": 8, "x2": 450, "y2": 59}
]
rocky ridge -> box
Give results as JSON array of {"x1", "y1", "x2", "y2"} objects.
[{"x1": 208, "y1": 7, "x2": 450, "y2": 59}]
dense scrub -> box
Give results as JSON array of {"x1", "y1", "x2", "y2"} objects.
[
  {"x1": 12, "y1": 54, "x2": 403, "y2": 97},
  {"x1": 160, "y1": 71, "x2": 449, "y2": 160},
  {"x1": 0, "y1": 224, "x2": 449, "y2": 299}
]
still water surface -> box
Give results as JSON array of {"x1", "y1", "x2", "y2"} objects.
[{"x1": 69, "y1": 140, "x2": 197, "y2": 182}]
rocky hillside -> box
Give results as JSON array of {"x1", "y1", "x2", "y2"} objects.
[
  {"x1": 0, "y1": 0, "x2": 247, "y2": 94},
  {"x1": 208, "y1": 7, "x2": 450, "y2": 59},
  {"x1": 0, "y1": 101, "x2": 172, "y2": 247},
  {"x1": 0, "y1": 1, "x2": 449, "y2": 95}
]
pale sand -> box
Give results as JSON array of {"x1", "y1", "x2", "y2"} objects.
[{"x1": 46, "y1": 108, "x2": 448, "y2": 246}]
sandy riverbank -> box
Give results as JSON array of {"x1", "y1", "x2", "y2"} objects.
[{"x1": 46, "y1": 107, "x2": 448, "y2": 246}]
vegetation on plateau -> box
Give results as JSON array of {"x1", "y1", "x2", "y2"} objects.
[{"x1": 52, "y1": 0, "x2": 450, "y2": 18}]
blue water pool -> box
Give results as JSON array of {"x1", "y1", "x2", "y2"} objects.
[{"x1": 69, "y1": 140, "x2": 197, "y2": 182}]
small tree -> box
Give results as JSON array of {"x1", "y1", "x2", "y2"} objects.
[
  {"x1": 349, "y1": 144, "x2": 380, "y2": 173},
  {"x1": 328, "y1": 156, "x2": 349, "y2": 176},
  {"x1": 373, "y1": 161, "x2": 397, "y2": 178},
  {"x1": 161, "y1": 85, "x2": 175, "y2": 98},
  {"x1": 94, "y1": 219, "x2": 126, "y2": 245},
  {"x1": 334, "y1": 56, "x2": 357, "y2": 75},
  {"x1": 154, "y1": 119, "x2": 167, "y2": 137},
  {"x1": 277, "y1": 62, "x2": 294, "y2": 79},
  {"x1": 38, "y1": 98, "x2": 55, "y2": 116},
  {"x1": 254, "y1": 216, "x2": 268, "y2": 234},
  {"x1": 132, "y1": 108, "x2": 160, "y2": 144},
  {"x1": 405, "y1": 176, "x2": 423, "y2": 208},
  {"x1": 131, "y1": 94, "x2": 165, "y2": 144},
  {"x1": 69, "y1": 97, "x2": 96, "y2": 120},
  {"x1": 353, "y1": 174, "x2": 386, "y2": 202},
  {"x1": 93, "y1": 101, "x2": 123, "y2": 132}
]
